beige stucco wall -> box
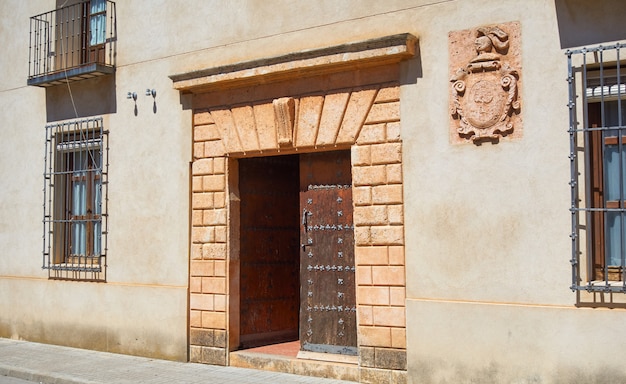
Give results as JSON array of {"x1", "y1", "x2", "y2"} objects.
[
  {"x1": 402, "y1": 2, "x2": 569, "y2": 302},
  {"x1": 2, "y1": 0, "x2": 626, "y2": 381},
  {"x1": 407, "y1": 300, "x2": 626, "y2": 383},
  {"x1": 0, "y1": 0, "x2": 190, "y2": 360},
  {"x1": 400, "y1": 0, "x2": 626, "y2": 383}
]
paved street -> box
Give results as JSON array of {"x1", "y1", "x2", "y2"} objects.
[
  {"x1": 0, "y1": 376, "x2": 33, "y2": 384},
  {"x1": 0, "y1": 338, "x2": 355, "y2": 384}
]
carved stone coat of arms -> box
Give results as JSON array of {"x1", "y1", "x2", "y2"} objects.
[{"x1": 449, "y1": 23, "x2": 522, "y2": 144}]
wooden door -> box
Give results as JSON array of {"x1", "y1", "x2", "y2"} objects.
[{"x1": 299, "y1": 151, "x2": 357, "y2": 355}]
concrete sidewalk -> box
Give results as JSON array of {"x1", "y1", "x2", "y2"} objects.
[{"x1": 0, "y1": 338, "x2": 355, "y2": 384}]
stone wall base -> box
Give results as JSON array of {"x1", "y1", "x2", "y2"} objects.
[
  {"x1": 360, "y1": 367, "x2": 407, "y2": 384},
  {"x1": 189, "y1": 346, "x2": 227, "y2": 366}
]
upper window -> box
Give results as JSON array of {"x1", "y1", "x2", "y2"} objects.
[
  {"x1": 43, "y1": 118, "x2": 108, "y2": 281},
  {"x1": 89, "y1": 0, "x2": 107, "y2": 46},
  {"x1": 27, "y1": 0, "x2": 116, "y2": 87},
  {"x1": 568, "y1": 43, "x2": 626, "y2": 292}
]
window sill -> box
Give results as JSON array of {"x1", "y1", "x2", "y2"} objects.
[
  {"x1": 49, "y1": 257, "x2": 103, "y2": 272},
  {"x1": 576, "y1": 280, "x2": 626, "y2": 293}
]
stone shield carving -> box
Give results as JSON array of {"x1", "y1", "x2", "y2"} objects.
[{"x1": 450, "y1": 24, "x2": 521, "y2": 144}]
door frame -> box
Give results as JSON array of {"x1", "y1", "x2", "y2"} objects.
[{"x1": 185, "y1": 45, "x2": 411, "y2": 377}]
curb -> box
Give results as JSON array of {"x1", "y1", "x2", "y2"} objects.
[{"x1": 0, "y1": 364, "x2": 99, "y2": 384}]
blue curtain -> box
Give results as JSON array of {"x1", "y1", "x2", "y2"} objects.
[
  {"x1": 89, "y1": 0, "x2": 106, "y2": 46},
  {"x1": 93, "y1": 177, "x2": 102, "y2": 255},
  {"x1": 603, "y1": 101, "x2": 626, "y2": 266},
  {"x1": 72, "y1": 176, "x2": 87, "y2": 256},
  {"x1": 70, "y1": 148, "x2": 102, "y2": 257}
]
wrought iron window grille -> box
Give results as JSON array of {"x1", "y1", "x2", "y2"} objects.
[
  {"x1": 568, "y1": 43, "x2": 626, "y2": 292},
  {"x1": 43, "y1": 117, "x2": 109, "y2": 281}
]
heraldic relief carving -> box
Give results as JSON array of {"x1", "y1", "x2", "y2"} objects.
[{"x1": 450, "y1": 25, "x2": 520, "y2": 144}]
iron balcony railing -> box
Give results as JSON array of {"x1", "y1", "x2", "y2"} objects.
[{"x1": 28, "y1": 0, "x2": 116, "y2": 87}]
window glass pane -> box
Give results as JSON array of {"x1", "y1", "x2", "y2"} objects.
[
  {"x1": 72, "y1": 175, "x2": 86, "y2": 256},
  {"x1": 93, "y1": 149, "x2": 102, "y2": 171},
  {"x1": 90, "y1": 0, "x2": 106, "y2": 13},
  {"x1": 93, "y1": 179, "x2": 101, "y2": 215},
  {"x1": 89, "y1": 0, "x2": 106, "y2": 45},
  {"x1": 93, "y1": 180, "x2": 101, "y2": 255},
  {"x1": 605, "y1": 100, "x2": 625, "y2": 128},
  {"x1": 72, "y1": 221, "x2": 86, "y2": 256},
  {"x1": 603, "y1": 100, "x2": 626, "y2": 268},
  {"x1": 69, "y1": 146, "x2": 100, "y2": 257},
  {"x1": 606, "y1": 211, "x2": 626, "y2": 266},
  {"x1": 603, "y1": 144, "x2": 626, "y2": 201},
  {"x1": 72, "y1": 179, "x2": 86, "y2": 216},
  {"x1": 93, "y1": 222, "x2": 101, "y2": 256}
]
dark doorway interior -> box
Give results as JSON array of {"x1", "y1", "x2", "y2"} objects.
[{"x1": 238, "y1": 155, "x2": 300, "y2": 348}]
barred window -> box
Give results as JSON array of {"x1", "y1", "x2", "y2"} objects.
[
  {"x1": 43, "y1": 118, "x2": 108, "y2": 281},
  {"x1": 568, "y1": 43, "x2": 626, "y2": 292}
]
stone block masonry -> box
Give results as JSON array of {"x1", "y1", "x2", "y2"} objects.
[
  {"x1": 189, "y1": 72, "x2": 407, "y2": 382},
  {"x1": 189, "y1": 109, "x2": 229, "y2": 365}
]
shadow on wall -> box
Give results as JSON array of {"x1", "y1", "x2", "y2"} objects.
[
  {"x1": 46, "y1": 75, "x2": 117, "y2": 122},
  {"x1": 555, "y1": 0, "x2": 626, "y2": 49},
  {"x1": 401, "y1": 42, "x2": 422, "y2": 87}
]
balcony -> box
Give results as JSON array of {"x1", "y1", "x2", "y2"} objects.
[{"x1": 28, "y1": 0, "x2": 116, "y2": 87}]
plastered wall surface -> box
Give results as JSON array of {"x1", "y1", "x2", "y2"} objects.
[
  {"x1": 400, "y1": 0, "x2": 626, "y2": 383},
  {"x1": 407, "y1": 300, "x2": 626, "y2": 384},
  {"x1": 1, "y1": 0, "x2": 626, "y2": 381},
  {"x1": 0, "y1": 279, "x2": 188, "y2": 360},
  {"x1": 0, "y1": 0, "x2": 190, "y2": 360},
  {"x1": 402, "y1": 0, "x2": 570, "y2": 304}
]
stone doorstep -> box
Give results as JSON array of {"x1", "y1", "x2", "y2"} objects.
[
  {"x1": 296, "y1": 350, "x2": 359, "y2": 365},
  {"x1": 229, "y1": 350, "x2": 359, "y2": 382}
]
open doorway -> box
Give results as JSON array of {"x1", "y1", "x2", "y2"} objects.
[
  {"x1": 237, "y1": 150, "x2": 357, "y2": 356},
  {"x1": 238, "y1": 154, "x2": 300, "y2": 348}
]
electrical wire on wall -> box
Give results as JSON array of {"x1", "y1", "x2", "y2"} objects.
[{"x1": 58, "y1": 0, "x2": 79, "y2": 119}]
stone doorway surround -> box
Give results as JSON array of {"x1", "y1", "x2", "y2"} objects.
[{"x1": 170, "y1": 33, "x2": 417, "y2": 384}]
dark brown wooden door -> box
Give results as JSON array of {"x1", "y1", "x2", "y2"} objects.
[{"x1": 299, "y1": 151, "x2": 357, "y2": 355}]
